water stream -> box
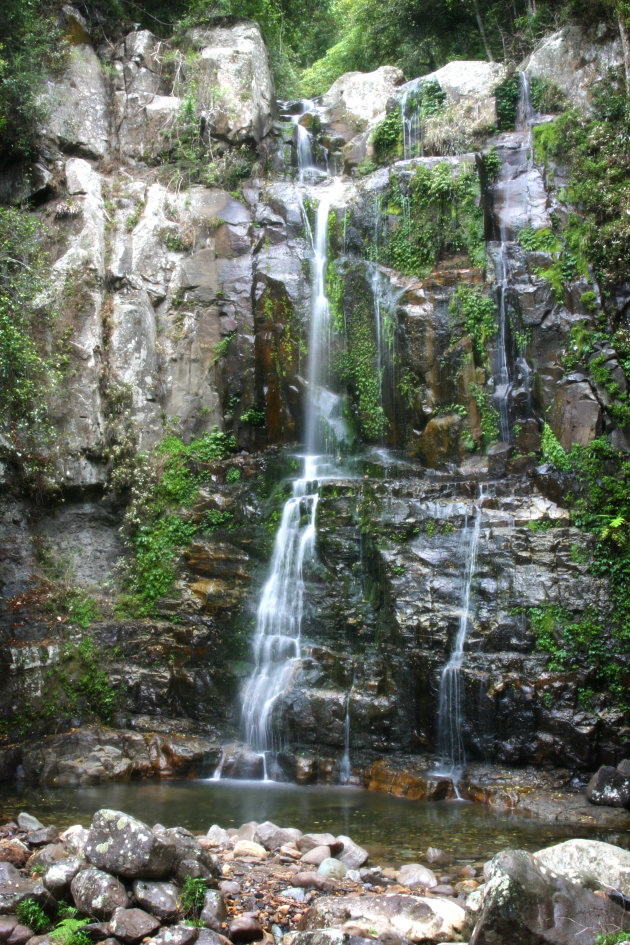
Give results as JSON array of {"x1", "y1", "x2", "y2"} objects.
[{"x1": 436, "y1": 488, "x2": 484, "y2": 777}]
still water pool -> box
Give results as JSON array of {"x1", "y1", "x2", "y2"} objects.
[{"x1": 2, "y1": 779, "x2": 628, "y2": 867}]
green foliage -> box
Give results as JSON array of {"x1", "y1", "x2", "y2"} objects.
[
  {"x1": 120, "y1": 429, "x2": 236, "y2": 612},
  {"x1": 16, "y1": 900, "x2": 51, "y2": 935},
  {"x1": 241, "y1": 407, "x2": 266, "y2": 427},
  {"x1": 0, "y1": 1, "x2": 67, "y2": 166},
  {"x1": 380, "y1": 163, "x2": 484, "y2": 276},
  {"x1": 226, "y1": 467, "x2": 241, "y2": 483},
  {"x1": 469, "y1": 383, "x2": 499, "y2": 448},
  {"x1": 541, "y1": 422, "x2": 570, "y2": 470},
  {"x1": 480, "y1": 147, "x2": 502, "y2": 183},
  {"x1": 0, "y1": 208, "x2": 61, "y2": 476},
  {"x1": 179, "y1": 876, "x2": 207, "y2": 919},
  {"x1": 517, "y1": 227, "x2": 562, "y2": 253},
  {"x1": 371, "y1": 108, "x2": 402, "y2": 163},
  {"x1": 596, "y1": 934, "x2": 630, "y2": 945},
  {"x1": 450, "y1": 285, "x2": 496, "y2": 362},
  {"x1": 495, "y1": 74, "x2": 521, "y2": 131},
  {"x1": 51, "y1": 918, "x2": 90, "y2": 945},
  {"x1": 529, "y1": 76, "x2": 567, "y2": 114}
]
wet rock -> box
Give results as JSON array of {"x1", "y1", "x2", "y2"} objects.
[
  {"x1": 0, "y1": 863, "x2": 39, "y2": 912},
  {"x1": 0, "y1": 917, "x2": 17, "y2": 939},
  {"x1": 85, "y1": 810, "x2": 176, "y2": 880},
  {"x1": 253, "y1": 823, "x2": 302, "y2": 852},
  {"x1": 151, "y1": 925, "x2": 200, "y2": 945},
  {"x1": 549, "y1": 381, "x2": 602, "y2": 451},
  {"x1": 17, "y1": 815, "x2": 44, "y2": 832},
  {"x1": 293, "y1": 873, "x2": 334, "y2": 892},
  {"x1": 298, "y1": 835, "x2": 343, "y2": 857},
  {"x1": 108, "y1": 907, "x2": 161, "y2": 944},
  {"x1": 81, "y1": 923, "x2": 111, "y2": 941},
  {"x1": 43, "y1": 858, "x2": 85, "y2": 898},
  {"x1": 336, "y1": 837, "x2": 369, "y2": 871},
  {"x1": 131, "y1": 881, "x2": 179, "y2": 921},
  {"x1": 317, "y1": 859, "x2": 347, "y2": 880},
  {"x1": 7, "y1": 925, "x2": 32, "y2": 945},
  {"x1": 468, "y1": 849, "x2": 630, "y2": 945},
  {"x1": 0, "y1": 842, "x2": 29, "y2": 869},
  {"x1": 207, "y1": 827, "x2": 230, "y2": 848},
  {"x1": 219, "y1": 880, "x2": 240, "y2": 897},
  {"x1": 425, "y1": 848, "x2": 451, "y2": 867},
  {"x1": 587, "y1": 766, "x2": 630, "y2": 808},
  {"x1": 200, "y1": 890, "x2": 227, "y2": 932},
  {"x1": 281, "y1": 887, "x2": 307, "y2": 903},
  {"x1": 416, "y1": 414, "x2": 463, "y2": 468},
  {"x1": 228, "y1": 914, "x2": 264, "y2": 943},
  {"x1": 59, "y1": 827, "x2": 88, "y2": 858},
  {"x1": 233, "y1": 841, "x2": 266, "y2": 860},
  {"x1": 398, "y1": 864, "x2": 438, "y2": 890},
  {"x1": 301, "y1": 893, "x2": 465, "y2": 942},
  {"x1": 300, "y1": 847, "x2": 331, "y2": 867},
  {"x1": 27, "y1": 829, "x2": 59, "y2": 847},
  {"x1": 196, "y1": 931, "x2": 232, "y2": 945},
  {"x1": 619, "y1": 759, "x2": 630, "y2": 777},
  {"x1": 154, "y1": 827, "x2": 220, "y2": 884},
  {"x1": 71, "y1": 868, "x2": 129, "y2": 920},
  {"x1": 533, "y1": 839, "x2": 630, "y2": 896}
]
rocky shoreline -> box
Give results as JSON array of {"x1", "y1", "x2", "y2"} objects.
[{"x1": 1, "y1": 808, "x2": 630, "y2": 945}]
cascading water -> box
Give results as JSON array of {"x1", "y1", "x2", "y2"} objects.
[
  {"x1": 493, "y1": 244, "x2": 511, "y2": 443},
  {"x1": 436, "y1": 487, "x2": 484, "y2": 775},
  {"x1": 339, "y1": 691, "x2": 352, "y2": 784},
  {"x1": 239, "y1": 131, "x2": 346, "y2": 771},
  {"x1": 400, "y1": 79, "x2": 424, "y2": 160}
]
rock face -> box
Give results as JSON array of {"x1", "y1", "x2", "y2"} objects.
[
  {"x1": 533, "y1": 839, "x2": 630, "y2": 896},
  {"x1": 524, "y1": 23, "x2": 623, "y2": 110},
  {"x1": 467, "y1": 848, "x2": 630, "y2": 945},
  {"x1": 1, "y1": 12, "x2": 630, "y2": 789}
]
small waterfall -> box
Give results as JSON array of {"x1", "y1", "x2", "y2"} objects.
[
  {"x1": 436, "y1": 487, "x2": 484, "y2": 775},
  {"x1": 339, "y1": 691, "x2": 352, "y2": 783},
  {"x1": 516, "y1": 71, "x2": 538, "y2": 142},
  {"x1": 293, "y1": 102, "x2": 315, "y2": 180},
  {"x1": 239, "y1": 181, "x2": 346, "y2": 772},
  {"x1": 400, "y1": 80, "x2": 424, "y2": 160},
  {"x1": 493, "y1": 243, "x2": 511, "y2": 443},
  {"x1": 368, "y1": 263, "x2": 399, "y2": 422}
]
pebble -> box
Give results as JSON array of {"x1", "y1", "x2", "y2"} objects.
[{"x1": 228, "y1": 915, "x2": 264, "y2": 943}]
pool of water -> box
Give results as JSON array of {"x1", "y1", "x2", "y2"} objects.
[{"x1": 2, "y1": 779, "x2": 629, "y2": 867}]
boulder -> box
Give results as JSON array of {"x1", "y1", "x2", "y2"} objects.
[
  {"x1": 43, "y1": 858, "x2": 85, "y2": 898},
  {"x1": 59, "y1": 826, "x2": 88, "y2": 858},
  {"x1": 322, "y1": 66, "x2": 405, "y2": 132},
  {"x1": 300, "y1": 847, "x2": 331, "y2": 867},
  {"x1": 71, "y1": 868, "x2": 129, "y2": 920},
  {"x1": 199, "y1": 890, "x2": 227, "y2": 932},
  {"x1": 17, "y1": 814, "x2": 45, "y2": 832},
  {"x1": 468, "y1": 849, "x2": 630, "y2": 945},
  {"x1": 151, "y1": 926, "x2": 200, "y2": 945},
  {"x1": 298, "y1": 835, "x2": 344, "y2": 856},
  {"x1": 336, "y1": 837, "x2": 369, "y2": 870},
  {"x1": 253, "y1": 822, "x2": 302, "y2": 852},
  {"x1": 85, "y1": 810, "x2": 176, "y2": 879},
  {"x1": 317, "y1": 859, "x2": 347, "y2": 880},
  {"x1": 533, "y1": 839, "x2": 630, "y2": 897},
  {"x1": 586, "y1": 766, "x2": 630, "y2": 808},
  {"x1": 0, "y1": 841, "x2": 29, "y2": 869},
  {"x1": 525, "y1": 24, "x2": 623, "y2": 111},
  {"x1": 131, "y1": 880, "x2": 180, "y2": 921},
  {"x1": 301, "y1": 893, "x2": 465, "y2": 942},
  {"x1": 6, "y1": 925, "x2": 32, "y2": 945},
  {"x1": 0, "y1": 863, "x2": 39, "y2": 912},
  {"x1": 153, "y1": 827, "x2": 220, "y2": 884},
  {"x1": 206, "y1": 827, "x2": 230, "y2": 848},
  {"x1": 108, "y1": 907, "x2": 161, "y2": 944},
  {"x1": 398, "y1": 864, "x2": 438, "y2": 889},
  {"x1": 184, "y1": 21, "x2": 274, "y2": 145},
  {"x1": 232, "y1": 841, "x2": 266, "y2": 860},
  {"x1": 227, "y1": 914, "x2": 263, "y2": 943}
]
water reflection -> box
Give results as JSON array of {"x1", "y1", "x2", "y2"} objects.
[{"x1": 2, "y1": 779, "x2": 628, "y2": 867}]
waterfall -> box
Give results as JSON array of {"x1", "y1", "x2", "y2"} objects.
[
  {"x1": 339, "y1": 691, "x2": 352, "y2": 783},
  {"x1": 493, "y1": 244, "x2": 511, "y2": 443},
  {"x1": 436, "y1": 487, "x2": 484, "y2": 775},
  {"x1": 400, "y1": 79, "x2": 424, "y2": 160},
  {"x1": 239, "y1": 178, "x2": 346, "y2": 771}
]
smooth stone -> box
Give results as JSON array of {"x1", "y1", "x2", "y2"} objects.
[
  {"x1": 206, "y1": 827, "x2": 230, "y2": 847},
  {"x1": 301, "y1": 893, "x2": 465, "y2": 941},
  {"x1": 300, "y1": 846, "x2": 331, "y2": 867},
  {"x1": 43, "y1": 858, "x2": 85, "y2": 897},
  {"x1": 317, "y1": 858, "x2": 347, "y2": 880},
  {"x1": 17, "y1": 814, "x2": 45, "y2": 832},
  {"x1": 533, "y1": 839, "x2": 630, "y2": 897},
  {"x1": 7, "y1": 925, "x2": 32, "y2": 945},
  {"x1": 280, "y1": 887, "x2": 306, "y2": 902},
  {"x1": 398, "y1": 864, "x2": 438, "y2": 889},
  {"x1": 292, "y1": 872, "x2": 333, "y2": 892},
  {"x1": 219, "y1": 881, "x2": 240, "y2": 897},
  {"x1": 228, "y1": 914, "x2": 263, "y2": 943},
  {"x1": 151, "y1": 925, "x2": 200, "y2": 945},
  {"x1": 336, "y1": 836, "x2": 369, "y2": 870},
  {"x1": 132, "y1": 880, "x2": 180, "y2": 921},
  {"x1": 233, "y1": 841, "x2": 266, "y2": 860},
  {"x1": 85, "y1": 810, "x2": 176, "y2": 880},
  {"x1": 108, "y1": 907, "x2": 161, "y2": 944},
  {"x1": 71, "y1": 868, "x2": 129, "y2": 920},
  {"x1": 297, "y1": 835, "x2": 343, "y2": 857},
  {"x1": 200, "y1": 890, "x2": 228, "y2": 932}
]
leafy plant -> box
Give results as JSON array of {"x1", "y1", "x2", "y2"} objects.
[
  {"x1": 16, "y1": 900, "x2": 51, "y2": 935},
  {"x1": 51, "y1": 918, "x2": 90, "y2": 945},
  {"x1": 179, "y1": 876, "x2": 207, "y2": 919},
  {"x1": 450, "y1": 285, "x2": 496, "y2": 362}
]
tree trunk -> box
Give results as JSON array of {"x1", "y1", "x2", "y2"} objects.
[{"x1": 472, "y1": 0, "x2": 494, "y2": 61}]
